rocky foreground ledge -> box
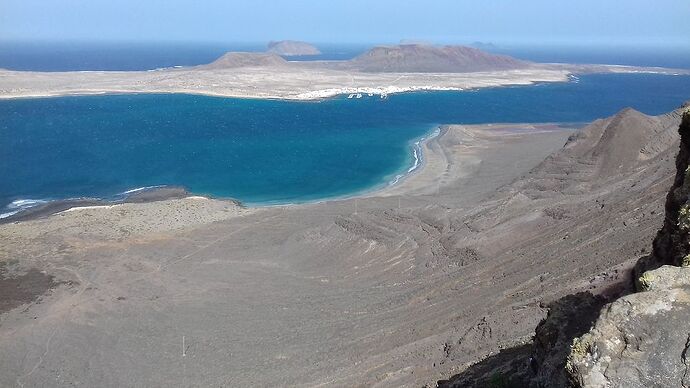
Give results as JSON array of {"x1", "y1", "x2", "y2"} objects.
[
  {"x1": 438, "y1": 108, "x2": 690, "y2": 387},
  {"x1": 566, "y1": 109, "x2": 690, "y2": 387}
]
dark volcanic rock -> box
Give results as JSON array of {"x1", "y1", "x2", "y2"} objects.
[
  {"x1": 642, "y1": 105, "x2": 690, "y2": 271},
  {"x1": 437, "y1": 293, "x2": 607, "y2": 388},
  {"x1": 0, "y1": 262, "x2": 62, "y2": 314},
  {"x1": 529, "y1": 293, "x2": 607, "y2": 387}
]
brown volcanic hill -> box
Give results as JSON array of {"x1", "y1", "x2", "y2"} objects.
[
  {"x1": 509, "y1": 106, "x2": 685, "y2": 198},
  {"x1": 438, "y1": 104, "x2": 689, "y2": 387},
  {"x1": 267, "y1": 40, "x2": 321, "y2": 56},
  {"x1": 348, "y1": 44, "x2": 529, "y2": 73},
  {"x1": 198, "y1": 52, "x2": 289, "y2": 70}
]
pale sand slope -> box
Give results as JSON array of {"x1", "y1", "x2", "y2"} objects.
[{"x1": 0, "y1": 107, "x2": 683, "y2": 387}]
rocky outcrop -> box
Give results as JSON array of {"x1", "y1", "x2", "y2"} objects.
[
  {"x1": 567, "y1": 267, "x2": 690, "y2": 387},
  {"x1": 530, "y1": 293, "x2": 607, "y2": 387},
  {"x1": 643, "y1": 104, "x2": 690, "y2": 270},
  {"x1": 437, "y1": 105, "x2": 687, "y2": 388},
  {"x1": 267, "y1": 40, "x2": 321, "y2": 56},
  {"x1": 637, "y1": 264, "x2": 690, "y2": 291},
  {"x1": 566, "y1": 108, "x2": 690, "y2": 387}
]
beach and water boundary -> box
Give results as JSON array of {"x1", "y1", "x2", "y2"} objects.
[
  {"x1": 0, "y1": 125, "x2": 442, "y2": 221},
  {"x1": 3, "y1": 73, "x2": 690, "y2": 221},
  {"x1": 0, "y1": 121, "x2": 578, "y2": 223}
]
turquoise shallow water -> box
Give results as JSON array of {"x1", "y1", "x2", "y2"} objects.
[{"x1": 1, "y1": 73, "x2": 690, "y2": 213}]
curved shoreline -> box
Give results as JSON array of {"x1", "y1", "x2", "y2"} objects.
[
  {"x1": 0, "y1": 126, "x2": 442, "y2": 222},
  {"x1": 386, "y1": 126, "x2": 442, "y2": 187},
  {"x1": 0, "y1": 122, "x2": 576, "y2": 223}
]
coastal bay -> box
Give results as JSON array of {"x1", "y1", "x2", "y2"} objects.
[
  {"x1": 2, "y1": 102, "x2": 679, "y2": 386},
  {"x1": 2, "y1": 45, "x2": 690, "y2": 388},
  {"x1": 0, "y1": 121, "x2": 575, "y2": 387},
  {"x1": 3, "y1": 73, "x2": 690, "y2": 218}
]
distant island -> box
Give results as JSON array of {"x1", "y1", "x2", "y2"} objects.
[
  {"x1": 267, "y1": 40, "x2": 321, "y2": 56},
  {"x1": 0, "y1": 44, "x2": 686, "y2": 101}
]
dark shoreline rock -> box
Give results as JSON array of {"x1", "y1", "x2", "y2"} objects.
[{"x1": 0, "y1": 185, "x2": 196, "y2": 224}]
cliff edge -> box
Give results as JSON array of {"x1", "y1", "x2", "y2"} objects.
[
  {"x1": 565, "y1": 107, "x2": 690, "y2": 387},
  {"x1": 437, "y1": 104, "x2": 690, "y2": 387}
]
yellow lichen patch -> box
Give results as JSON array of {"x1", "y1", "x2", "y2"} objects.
[
  {"x1": 638, "y1": 272, "x2": 657, "y2": 291},
  {"x1": 566, "y1": 335, "x2": 596, "y2": 374},
  {"x1": 682, "y1": 254, "x2": 690, "y2": 268},
  {"x1": 678, "y1": 204, "x2": 690, "y2": 231}
]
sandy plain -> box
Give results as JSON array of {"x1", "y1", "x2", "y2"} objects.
[
  {"x1": 0, "y1": 66, "x2": 574, "y2": 100},
  {"x1": 0, "y1": 123, "x2": 584, "y2": 387}
]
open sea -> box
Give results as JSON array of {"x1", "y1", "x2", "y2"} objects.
[
  {"x1": 1, "y1": 42, "x2": 689, "y2": 71},
  {"x1": 1, "y1": 43, "x2": 690, "y2": 216}
]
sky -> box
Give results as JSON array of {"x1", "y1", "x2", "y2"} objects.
[{"x1": 1, "y1": 0, "x2": 689, "y2": 47}]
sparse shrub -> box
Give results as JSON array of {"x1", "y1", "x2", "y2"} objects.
[
  {"x1": 566, "y1": 335, "x2": 596, "y2": 376},
  {"x1": 638, "y1": 272, "x2": 656, "y2": 291},
  {"x1": 678, "y1": 203, "x2": 690, "y2": 231}
]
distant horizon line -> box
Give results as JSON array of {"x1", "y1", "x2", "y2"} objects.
[{"x1": 1, "y1": 39, "x2": 689, "y2": 50}]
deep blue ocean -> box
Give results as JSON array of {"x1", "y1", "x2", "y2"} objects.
[
  {"x1": 0, "y1": 42, "x2": 369, "y2": 71},
  {"x1": 1, "y1": 73, "x2": 690, "y2": 215},
  {"x1": 1, "y1": 42, "x2": 689, "y2": 71}
]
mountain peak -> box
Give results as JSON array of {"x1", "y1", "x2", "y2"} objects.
[
  {"x1": 199, "y1": 52, "x2": 288, "y2": 69},
  {"x1": 349, "y1": 44, "x2": 529, "y2": 73}
]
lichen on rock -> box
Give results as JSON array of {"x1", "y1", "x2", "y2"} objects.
[
  {"x1": 567, "y1": 107, "x2": 690, "y2": 387},
  {"x1": 566, "y1": 286, "x2": 690, "y2": 387}
]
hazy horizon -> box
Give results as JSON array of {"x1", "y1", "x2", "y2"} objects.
[{"x1": 1, "y1": 0, "x2": 689, "y2": 47}]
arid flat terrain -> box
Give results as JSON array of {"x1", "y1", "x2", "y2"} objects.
[
  {"x1": 1, "y1": 44, "x2": 687, "y2": 101},
  {"x1": 0, "y1": 65, "x2": 572, "y2": 100},
  {"x1": 2, "y1": 103, "x2": 686, "y2": 386}
]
